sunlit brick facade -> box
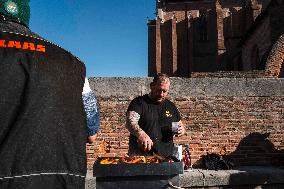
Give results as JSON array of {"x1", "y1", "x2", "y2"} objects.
[{"x1": 148, "y1": 0, "x2": 284, "y2": 77}]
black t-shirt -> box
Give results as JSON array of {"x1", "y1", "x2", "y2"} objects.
[{"x1": 127, "y1": 94, "x2": 181, "y2": 156}]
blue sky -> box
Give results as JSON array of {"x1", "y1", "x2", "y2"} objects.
[{"x1": 30, "y1": 1, "x2": 156, "y2": 77}]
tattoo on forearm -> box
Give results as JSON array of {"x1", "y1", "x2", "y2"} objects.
[{"x1": 126, "y1": 111, "x2": 142, "y2": 137}]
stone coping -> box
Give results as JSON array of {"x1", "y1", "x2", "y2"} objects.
[
  {"x1": 180, "y1": 166, "x2": 284, "y2": 187},
  {"x1": 89, "y1": 77, "x2": 284, "y2": 98},
  {"x1": 85, "y1": 166, "x2": 284, "y2": 189}
]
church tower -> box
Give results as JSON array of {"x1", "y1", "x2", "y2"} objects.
[{"x1": 148, "y1": 0, "x2": 268, "y2": 77}]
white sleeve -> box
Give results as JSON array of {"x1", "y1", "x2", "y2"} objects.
[
  {"x1": 82, "y1": 78, "x2": 100, "y2": 136},
  {"x1": 82, "y1": 78, "x2": 92, "y2": 94}
]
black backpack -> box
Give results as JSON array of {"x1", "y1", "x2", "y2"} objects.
[{"x1": 202, "y1": 153, "x2": 234, "y2": 170}]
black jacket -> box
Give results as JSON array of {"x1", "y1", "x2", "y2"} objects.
[{"x1": 0, "y1": 21, "x2": 87, "y2": 189}]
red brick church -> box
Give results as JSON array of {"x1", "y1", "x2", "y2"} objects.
[{"x1": 148, "y1": 0, "x2": 284, "y2": 77}]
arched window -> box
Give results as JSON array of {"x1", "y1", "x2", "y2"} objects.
[{"x1": 199, "y1": 10, "x2": 208, "y2": 41}]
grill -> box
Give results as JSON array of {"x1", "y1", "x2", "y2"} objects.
[{"x1": 93, "y1": 157, "x2": 184, "y2": 189}]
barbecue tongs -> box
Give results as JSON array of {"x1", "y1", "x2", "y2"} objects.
[{"x1": 150, "y1": 139, "x2": 180, "y2": 162}]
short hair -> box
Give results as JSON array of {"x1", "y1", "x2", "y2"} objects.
[{"x1": 151, "y1": 73, "x2": 170, "y2": 85}]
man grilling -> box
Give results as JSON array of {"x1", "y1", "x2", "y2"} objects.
[
  {"x1": 126, "y1": 73, "x2": 186, "y2": 158},
  {"x1": 0, "y1": 0, "x2": 89, "y2": 188}
]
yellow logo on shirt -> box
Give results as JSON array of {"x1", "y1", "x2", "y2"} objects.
[{"x1": 165, "y1": 111, "x2": 172, "y2": 117}]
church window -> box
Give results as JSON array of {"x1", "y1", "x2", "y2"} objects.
[{"x1": 199, "y1": 10, "x2": 208, "y2": 41}]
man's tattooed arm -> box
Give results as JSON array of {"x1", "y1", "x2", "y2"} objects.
[{"x1": 126, "y1": 111, "x2": 143, "y2": 137}]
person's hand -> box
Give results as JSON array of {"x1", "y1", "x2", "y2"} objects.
[
  {"x1": 176, "y1": 121, "x2": 186, "y2": 137},
  {"x1": 88, "y1": 134, "x2": 97, "y2": 144},
  {"x1": 137, "y1": 130, "x2": 153, "y2": 151}
]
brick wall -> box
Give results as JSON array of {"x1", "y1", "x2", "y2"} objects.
[
  {"x1": 86, "y1": 77, "x2": 284, "y2": 169},
  {"x1": 265, "y1": 34, "x2": 284, "y2": 77}
]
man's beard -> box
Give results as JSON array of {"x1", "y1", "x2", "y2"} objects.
[
  {"x1": 150, "y1": 94, "x2": 165, "y2": 103},
  {"x1": 156, "y1": 97, "x2": 164, "y2": 102}
]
